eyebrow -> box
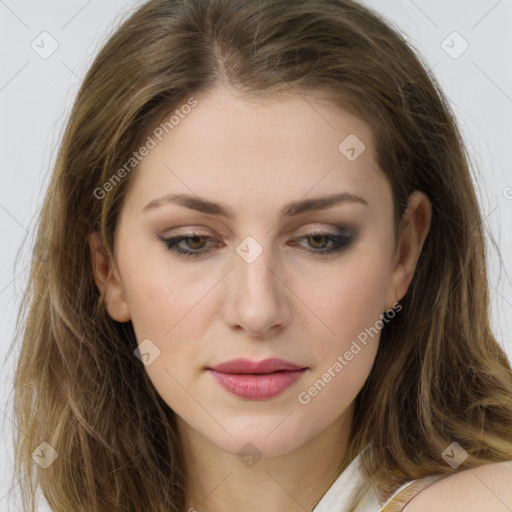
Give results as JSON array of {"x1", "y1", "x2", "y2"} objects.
[{"x1": 142, "y1": 192, "x2": 368, "y2": 218}]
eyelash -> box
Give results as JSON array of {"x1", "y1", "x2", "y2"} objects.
[{"x1": 159, "y1": 229, "x2": 354, "y2": 259}]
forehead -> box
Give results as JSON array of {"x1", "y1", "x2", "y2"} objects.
[{"x1": 124, "y1": 86, "x2": 389, "y2": 217}]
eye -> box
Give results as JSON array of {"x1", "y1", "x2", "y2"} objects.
[
  {"x1": 159, "y1": 228, "x2": 354, "y2": 259},
  {"x1": 159, "y1": 233, "x2": 219, "y2": 259},
  {"x1": 289, "y1": 229, "x2": 354, "y2": 256}
]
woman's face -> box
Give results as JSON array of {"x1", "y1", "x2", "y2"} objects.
[{"x1": 92, "y1": 85, "x2": 429, "y2": 457}]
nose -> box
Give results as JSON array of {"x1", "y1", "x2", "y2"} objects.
[{"x1": 221, "y1": 241, "x2": 292, "y2": 338}]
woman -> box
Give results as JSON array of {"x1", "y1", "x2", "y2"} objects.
[{"x1": 11, "y1": 0, "x2": 512, "y2": 510}]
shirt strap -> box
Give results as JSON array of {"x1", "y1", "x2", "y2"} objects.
[{"x1": 380, "y1": 475, "x2": 444, "y2": 511}]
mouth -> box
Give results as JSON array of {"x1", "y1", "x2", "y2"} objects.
[
  {"x1": 206, "y1": 358, "x2": 308, "y2": 400},
  {"x1": 207, "y1": 357, "x2": 307, "y2": 374}
]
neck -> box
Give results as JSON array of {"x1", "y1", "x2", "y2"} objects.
[{"x1": 178, "y1": 404, "x2": 355, "y2": 512}]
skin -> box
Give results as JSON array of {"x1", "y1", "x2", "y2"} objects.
[
  {"x1": 404, "y1": 461, "x2": 512, "y2": 511},
  {"x1": 89, "y1": 85, "x2": 432, "y2": 512}
]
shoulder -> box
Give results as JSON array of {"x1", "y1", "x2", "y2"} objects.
[{"x1": 403, "y1": 460, "x2": 512, "y2": 512}]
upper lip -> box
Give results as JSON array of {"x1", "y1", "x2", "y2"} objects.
[{"x1": 208, "y1": 358, "x2": 307, "y2": 374}]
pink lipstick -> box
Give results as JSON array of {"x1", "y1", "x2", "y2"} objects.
[{"x1": 206, "y1": 358, "x2": 308, "y2": 400}]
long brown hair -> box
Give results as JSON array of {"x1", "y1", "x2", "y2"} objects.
[{"x1": 8, "y1": 0, "x2": 512, "y2": 510}]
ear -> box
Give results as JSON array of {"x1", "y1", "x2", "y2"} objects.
[
  {"x1": 88, "y1": 231, "x2": 131, "y2": 322},
  {"x1": 385, "y1": 191, "x2": 432, "y2": 310}
]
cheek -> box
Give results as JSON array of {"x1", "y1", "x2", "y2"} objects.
[
  {"x1": 120, "y1": 262, "x2": 212, "y2": 413},
  {"x1": 295, "y1": 282, "x2": 383, "y2": 422},
  {"x1": 293, "y1": 250, "x2": 390, "y2": 403},
  {"x1": 117, "y1": 244, "x2": 223, "y2": 386},
  {"x1": 119, "y1": 240, "x2": 218, "y2": 339},
  {"x1": 296, "y1": 248, "x2": 391, "y2": 349}
]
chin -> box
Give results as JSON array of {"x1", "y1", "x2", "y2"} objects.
[{"x1": 198, "y1": 414, "x2": 316, "y2": 458}]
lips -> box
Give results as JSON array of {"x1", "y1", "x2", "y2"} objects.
[
  {"x1": 206, "y1": 358, "x2": 308, "y2": 400},
  {"x1": 208, "y1": 357, "x2": 306, "y2": 374}
]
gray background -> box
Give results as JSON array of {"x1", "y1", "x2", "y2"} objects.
[{"x1": 1, "y1": 1, "x2": 511, "y2": 509}]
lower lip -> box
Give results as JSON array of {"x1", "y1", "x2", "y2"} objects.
[{"x1": 208, "y1": 369, "x2": 307, "y2": 400}]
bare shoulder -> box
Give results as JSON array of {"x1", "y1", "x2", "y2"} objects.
[{"x1": 403, "y1": 460, "x2": 512, "y2": 512}]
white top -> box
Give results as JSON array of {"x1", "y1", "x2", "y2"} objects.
[{"x1": 312, "y1": 448, "x2": 417, "y2": 512}]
